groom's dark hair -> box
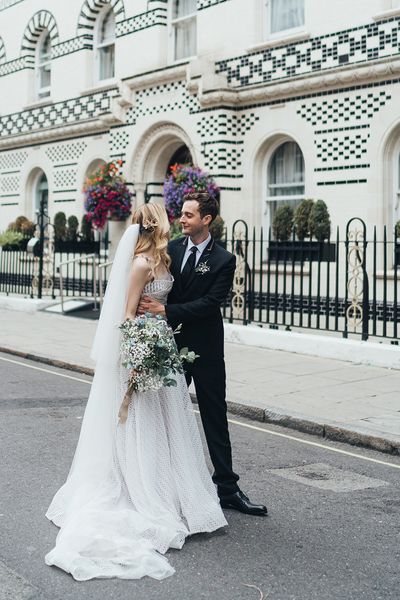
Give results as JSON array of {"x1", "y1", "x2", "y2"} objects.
[{"x1": 183, "y1": 191, "x2": 219, "y2": 223}]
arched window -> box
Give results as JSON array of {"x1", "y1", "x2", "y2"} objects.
[
  {"x1": 36, "y1": 31, "x2": 51, "y2": 99},
  {"x1": 266, "y1": 141, "x2": 305, "y2": 232},
  {"x1": 96, "y1": 8, "x2": 115, "y2": 81},
  {"x1": 171, "y1": 0, "x2": 197, "y2": 61},
  {"x1": 34, "y1": 172, "x2": 49, "y2": 217}
]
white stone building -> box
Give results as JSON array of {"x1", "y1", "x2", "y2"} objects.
[{"x1": 1, "y1": 0, "x2": 400, "y2": 237}]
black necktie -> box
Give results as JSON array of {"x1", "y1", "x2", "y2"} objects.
[{"x1": 181, "y1": 246, "x2": 198, "y2": 286}]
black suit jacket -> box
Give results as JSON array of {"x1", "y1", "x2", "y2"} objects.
[{"x1": 165, "y1": 236, "x2": 236, "y2": 361}]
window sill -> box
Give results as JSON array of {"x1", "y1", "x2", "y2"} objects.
[
  {"x1": 80, "y1": 79, "x2": 118, "y2": 96},
  {"x1": 169, "y1": 55, "x2": 197, "y2": 66},
  {"x1": 248, "y1": 30, "x2": 309, "y2": 53},
  {"x1": 373, "y1": 8, "x2": 400, "y2": 21},
  {"x1": 23, "y1": 98, "x2": 53, "y2": 110}
]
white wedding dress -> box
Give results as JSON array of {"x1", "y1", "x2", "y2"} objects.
[{"x1": 45, "y1": 248, "x2": 227, "y2": 581}]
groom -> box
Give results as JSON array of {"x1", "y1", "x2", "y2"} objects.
[{"x1": 138, "y1": 191, "x2": 268, "y2": 516}]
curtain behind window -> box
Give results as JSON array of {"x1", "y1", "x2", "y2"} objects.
[
  {"x1": 271, "y1": 0, "x2": 304, "y2": 34},
  {"x1": 173, "y1": 0, "x2": 197, "y2": 60},
  {"x1": 174, "y1": 19, "x2": 196, "y2": 60},
  {"x1": 268, "y1": 142, "x2": 304, "y2": 197}
]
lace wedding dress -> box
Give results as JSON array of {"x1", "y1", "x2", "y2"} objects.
[{"x1": 45, "y1": 276, "x2": 227, "y2": 581}]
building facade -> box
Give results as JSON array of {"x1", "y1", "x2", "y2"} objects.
[{"x1": 1, "y1": 0, "x2": 400, "y2": 237}]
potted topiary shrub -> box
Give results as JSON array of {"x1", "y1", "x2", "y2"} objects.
[
  {"x1": 309, "y1": 199, "x2": 331, "y2": 242},
  {"x1": 0, "y1": 229, "x2": 25, "y2": 251},
  {"x1": 308, "y1": 199, "x2": 335, "y2": 261},
  {"x1": 210, "y1": 215, "x2": 226, "y2": 248},
  {"x1": 269, "y1": 204, "x2": 294, "y2": 260},
  {"x1": 55, "y1": 213, "x2": 99, "y2": 253},
  {"x1": 269, "y1": 200, "x2": 335, "y2": 262},
  {"x1": 294, "y1": 198, "x2": 314, "y2": 241},
  {"x1": 54, "y1": 212, "x2": 67, "y2": 251},
  {"x1": 66, "y1": 215, "x2": 79, "y2": 241},
  {"x1": 395, "y1": 220, "x2": 400, "y2": 266},
  {"x1": 291, "y1": 198, "x2": 335, "y2": 261},
  {"x1": 273, "y1": 204, "x2": 294, "y2": 241},
  {"x1": 2, "y1": 216, "x2": 36, "y2": 251}
]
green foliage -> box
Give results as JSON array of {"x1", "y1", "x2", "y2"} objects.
[
  {"x1": 0, "y1": 230, "x2": 24, "y2": 248},
  {"x1": 294, "y1": 199, "x2": 314, "y2": 241},
  {"x1": 66, "y1": 215, "x2": 79, "y2": 241},
  {"x1": 272, "y1": 204, "x2": 294, "y2": 241},
  {"x1": 309, "y1": 199, "x2": 331, "y2": 242},
  {"x1": 8, "y1": 215, "x2": 35, "y2": 237},
  {"x1": 169, "y1": 219, "x2": 183, "y2": 240},
  {"x1": 80, "y1": 215, "x2": 93, "y2": 242},
  {"x1": 209, "y1": 215, "x2": 225, "y2": 241},
  {"x1": 395, "y1": 220, "x2": 400, "y2": 239},
  {"x1": 54, "y1": 212, "x2": 67, "y2": 241}
]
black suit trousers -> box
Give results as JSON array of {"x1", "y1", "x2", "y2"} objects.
[{"x1": 184, "y1": 356, "x2": 240, "y2": 497}]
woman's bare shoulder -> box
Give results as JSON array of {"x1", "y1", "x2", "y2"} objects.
[{"x1": 131, "y1": 254, "x2": 153, "y2": 275}]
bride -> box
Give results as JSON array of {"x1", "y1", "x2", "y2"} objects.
[{"x1": 45, "y1": 203, "x2": 227, "y2": 581}]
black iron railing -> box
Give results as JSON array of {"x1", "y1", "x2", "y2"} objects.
[
  {"x1": 0, "y1": 246, "x2": 35, "y2": 296},
  {"x1": 222, "y1": 218, "x2": 399, "y2": 342},
  {"x1": 1, "y1": 217, "x2": 399, "y2": 342}
]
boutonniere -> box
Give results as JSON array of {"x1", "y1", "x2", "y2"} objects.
[{"x1": 195, "y1": 260, "x2": 210, "y2": 275}]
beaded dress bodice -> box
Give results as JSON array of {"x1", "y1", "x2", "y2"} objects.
[{"x1": 142, "y1": 277, "x2": 174, "y2": 304}]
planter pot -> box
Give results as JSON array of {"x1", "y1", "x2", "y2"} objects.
[
  {"x1": 1, "y1": 238, "x2": 29, "y2": 252},
  {"x1": 108, "y1": 219, "x2": 128, "y2": 260},
  {"x1": 268, "y1": 240, "x2": 336, "y2": 263},
  {"x1": 395, "y1": 242, "x2": 400, "y2": 266},
  {"x1": 54, "y1": 240, "x2": 100, "y2": 254}
]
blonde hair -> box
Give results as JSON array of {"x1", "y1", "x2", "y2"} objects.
[{"x1": 131, "y1": 203, "x2": 171, "y2": 273}]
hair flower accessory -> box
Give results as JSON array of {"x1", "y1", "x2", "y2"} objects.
[
  {"x1": 195, "y1": 260, "x2": 210, "y2": 275},
  {"x1": 140, "y1": 218, "x2": 159, "y2": 234}
]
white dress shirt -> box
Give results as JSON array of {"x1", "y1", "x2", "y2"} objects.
[{"x1": 180, "y1": 234, "x2": 212, "y2": 272}]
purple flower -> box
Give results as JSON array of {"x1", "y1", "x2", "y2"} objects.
[{"x1": 163, "y1": 164, "x2": 220, "y2": 222}]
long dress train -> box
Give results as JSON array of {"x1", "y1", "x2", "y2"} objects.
[{"x1": 45, "y1": 278, "x2": 227, "y2": 581}]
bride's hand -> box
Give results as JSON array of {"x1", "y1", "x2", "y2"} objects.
[{"x1": 137, "y1": 296, "x2": 165, "y2": 316}]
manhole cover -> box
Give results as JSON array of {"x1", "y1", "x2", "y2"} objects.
[{"x1": 268, "y1": 463, "x2": 389, "y2": 492}]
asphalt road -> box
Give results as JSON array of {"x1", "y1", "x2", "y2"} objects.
[{"x1": 0, "y1": 351, "x2": 399, "y2": 600}]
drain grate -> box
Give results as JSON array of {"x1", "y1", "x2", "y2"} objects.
[{"x1": 268, "y1": 463, "x2": 389, "y2": 492}]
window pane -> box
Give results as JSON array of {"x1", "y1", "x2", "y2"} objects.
[
  {"x1": 271, "y1": 0, "x2": 304, "y2": 34},
  {"x1": 173, "y1": 0, "x2": 197, "y2": 19},
  {"x1": 99, "y1": 44, "x2": 115, "y2": 79},
  {"x1": 398, "y1": 154, "x2": 400, "y2": 190},
  {"x1": 39, "y1": 63, "x2": 51, "y2": 89},
  {"x1": 100, "y1": 10, "x2": 115, "y2": 44},
  {"x1": 35, "y1": 174, "x2": 48, "y2": 213},
  {"x1": 40, "y1": 33, "x2": 51, "y2": 63},
  {"x1": 174, "y1": 17, "x2": 196, "y2": 60},
  {"x1": 268, "y1": 141, "x2": 305, "y2": 197}
]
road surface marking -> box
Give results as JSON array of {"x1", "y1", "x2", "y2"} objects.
[
  {"x1": 1, "y1": 354, "x2": 399, "y2": 471},
  {"x1": 0, "y1": 355, "x2": 91, "y2": 384}
]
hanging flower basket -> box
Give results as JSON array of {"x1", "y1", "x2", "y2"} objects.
[
  {"x1": 83, "y1": 160, "x2": 133, "y2": 230},
  {"x1": 163, "y1": 164, "x2": 220, "y2": 223}
]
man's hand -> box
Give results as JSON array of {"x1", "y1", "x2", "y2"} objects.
[{"x1": 137, "y1": 296, "x2": 166, "y2": 316}]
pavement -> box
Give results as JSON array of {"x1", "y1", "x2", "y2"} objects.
[
  {"x1": 0, "y1": 306, "x2": 399, "y2": 455},
  {"x1": 1, "y1": 354, "x2": 400, "y2": 600}
]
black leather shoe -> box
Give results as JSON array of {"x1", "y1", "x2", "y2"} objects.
[{"x1": 219, "y1": 490, "x2": 268, "y2": 516}]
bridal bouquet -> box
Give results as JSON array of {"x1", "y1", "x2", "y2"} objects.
[{"x1": 119, "y1": 314, "x2": 198, "y2": 395}]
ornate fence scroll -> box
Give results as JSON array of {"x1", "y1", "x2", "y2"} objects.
[
  {"x1": 345, "y1": 218, "x2": 369, "y2": 340},
  {"x1": 230, "y1": 220, "x2": 248, "y2": 323}
]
